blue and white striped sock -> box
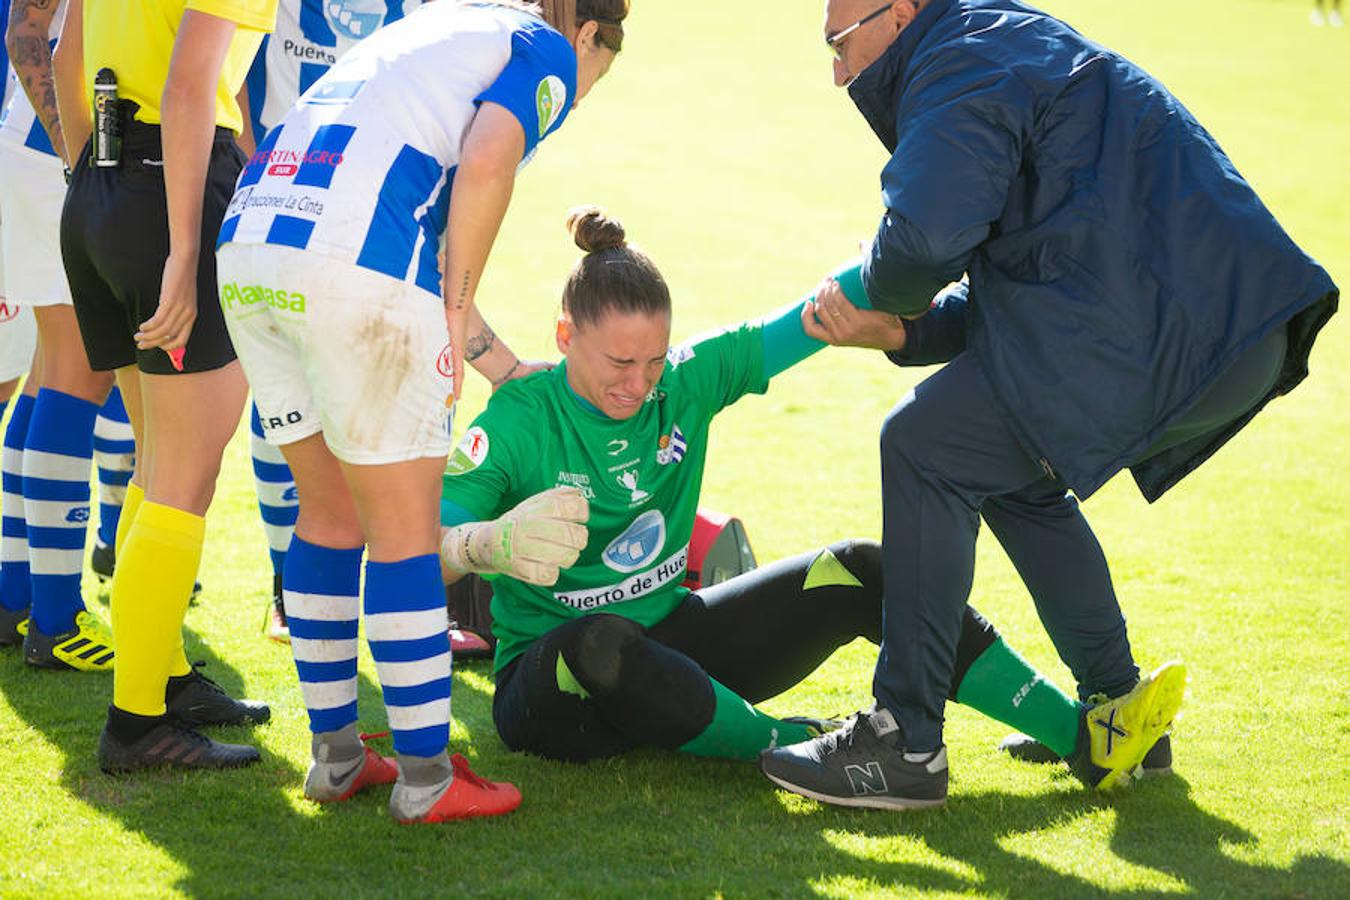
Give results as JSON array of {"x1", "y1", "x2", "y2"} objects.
[
  {"x1": 93, "y1": 388, "x2": 135, "y2": 550},
  {"x1": 285, "y1": 536, "x2": 363, "y2": 734},
  {"x1": 365, "y1": 555, "x2": 451, "y2": 758},
  {"x1": 250, "y1": 404, "x2": 298, "y2": 577},
  {"x1": 24, "y1": 388, "x2": 97, "y2": 637},
  {"x1": 0, "y1": 394, "x2": 34, "y2": 613}
]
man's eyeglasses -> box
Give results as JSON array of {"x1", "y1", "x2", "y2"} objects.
[{"x1": 825, "y1": 4, "x2": 895, "y2": 61}]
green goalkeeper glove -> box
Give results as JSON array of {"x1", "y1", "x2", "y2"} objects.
[{"x1": 441, "y1": 487, "x2": 589, "y2": 586}]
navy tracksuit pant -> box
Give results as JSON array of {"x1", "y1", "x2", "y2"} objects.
[{"x1": 876, "y1": 327, "x2": 1287, "y2": 751}]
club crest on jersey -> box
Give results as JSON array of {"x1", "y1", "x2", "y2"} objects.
[
  {"x1": 656, "y1": 425, "x2": 686, "y2": 466},
  {"x1": 536, "y1": 76, "x2": 567, "y2": 137},
  {"x1": 446, "y1": 426, "x2": 489, "y2": 476},
  {"x1": 666, "y1": 344, "x2": 695, "y2": 366},
  {"x1": 603, "y1": 510, "x2": 666, "y2": 574},
  {"x1": 324, "y1": 0, "x2": 386, "y2": 39}
]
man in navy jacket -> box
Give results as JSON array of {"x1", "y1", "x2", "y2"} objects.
[{"x1": 760, "y1": 0, "x2": 1337, "y2": 809}]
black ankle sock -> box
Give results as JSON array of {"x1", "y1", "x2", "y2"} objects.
[{"x1": 106, "y1": 705, "x2": 168, "y2": 744}]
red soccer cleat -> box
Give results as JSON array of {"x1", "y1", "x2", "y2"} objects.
[{"x1": 394, "y1": 753, "x2": 521, "y2": 823}]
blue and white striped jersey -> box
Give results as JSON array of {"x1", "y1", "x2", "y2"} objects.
[
  {"x1": 221, "y1": 2, "x2": 576, "y2": 298},
  {"x1": 244, "y1": 0, "x2": 425, "y2": 137},
  {"x1": 0, "y1": 0, "x2": 63, "y2": 158}
]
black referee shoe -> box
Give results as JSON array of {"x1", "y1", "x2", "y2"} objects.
[
  {"x1": 166, "y1": 663, "x2": 271, "y2": 727},
  {"x1": 98, "y1": 715, "x2": 259, "y2": 774},
  {"x1": 760, "y1": 707, "x2": 947, "y2": 810},
  {"x1": 998, "y1": 731, "x2": 1173, "y2": 775}
]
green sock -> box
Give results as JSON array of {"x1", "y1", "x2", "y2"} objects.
[
  {"x1": 678, "y1": 678, "x2": 812, "y2": 761},
  {"x1": 954, "y1": 637, "x2": 1081, "y2": 758}
]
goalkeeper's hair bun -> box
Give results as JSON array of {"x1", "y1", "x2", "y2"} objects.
[
  {"x1": 561, "y1": 205, "x2": 670, "y2": 328},
  {"x1": 567, "y1": 205, "x2": 627, "y2": 254}
]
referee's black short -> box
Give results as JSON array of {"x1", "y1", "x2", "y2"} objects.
[{"x1": 60, "y1": 106, "x2": 245, "y2": 375}]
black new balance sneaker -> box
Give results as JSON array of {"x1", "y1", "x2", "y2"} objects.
[
  {"x1": 166, "y1": 663, "x2": 271, "y2": 727},
  {"x1": 760, "y1": 707, "x2": 947, "y2": 810},
  {"x1": 98, "y1": 715, "x2": 259, "y2": 774}
]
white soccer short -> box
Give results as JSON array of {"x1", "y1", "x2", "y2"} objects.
[
  {"x1": 217, "y1": 242, "x2": 455, "y2": 465},
  {"x1": 0, "y1": 143, "x2": 73, "y2": 307},
  {"x1": 0, "y1": 207, "x2": 38, "y2": 383}
]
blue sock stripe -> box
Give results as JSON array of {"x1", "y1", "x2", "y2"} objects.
[
  {"x1": 364, "y1": 589, "x2": 448, "y2": 615},
  {"x1": 251, "y1": 459, "x2": 293, "y2": 482},
  {"x1": 295, "y1": 658, "x2": 359, "y2": 683},
  {"x1": 381, "y1": 678, "x2": 454, "y2": 708},
  {"x1": 287, "y1": 616, "x2": 360, "y2": 641},
  {"x1": 29, "y1": 573, "x2": 85, "y2": 635},
  {"x1": 284, "y1": 542, "x2": 361, "y2": 595},
  {"x1": 259, "y1": 503, "x2": 299, "y2": 527},
  {"x1": 2, "y1": 471, "x2": 21, "y2": 493},
  {"x1": 2, "y1": 516, "x2": 26, "y2": 539},
  {"x1": 367, "y1": 633, "x2": 450, "y2": 664},
  {"x1": 390, "y1": 724, "x2": 448, "y2": 758},
  {"x1": 25, "y1": 525, "x2": 90, "y2": 551},
  {"x1": 97, "y1": 387, "x2": 129, "y2": 420},
  {"x1": 25, "y1": 526, "x2": 89, "y2": 550},
  {"x1": 308, "y1": 701, "x2": 360, "y2": 735},
  {"x1": 96, "y1": 467, "x2": 135, "y2": 486},
  {"x1": 2, "y1": 394, "x2": 35, "y2": 450},
  {"x1": 362, "y1": 553, "x2": 446, "y2": 615},
  {"x1": 268, "y1": 548, "x2": 287, "y2": 576},
  {"x1": 93, "y1": 437, "x2": 136, "y2": 455},
  {"x1": 0, "y1": 561, "x2": 31, "y2": 612},
  {"x1": 26, "y1": 390, "x2": 99, "y2": 456},
  {"x1": 22, "y1": 476, "x2": 90, "y2": 502}
]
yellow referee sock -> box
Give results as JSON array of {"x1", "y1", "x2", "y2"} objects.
[
  {"x1": 110, "y1": 501, "x2": 205, "y2": 716},
  {"x1": 113, "y1": 483, "x2": 191, "y2": 678},
  {"x1": 113, "y1": 481, "x2": 143, "y2": 558}
]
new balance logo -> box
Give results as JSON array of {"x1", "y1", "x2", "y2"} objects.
[
  {"x1": 845, "y1": 761, "x2": 889, "y2": 796},
  {"x1": 66, "y1": 508, "x2": 90, "y2": 523}
]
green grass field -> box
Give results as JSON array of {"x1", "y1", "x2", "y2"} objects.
[{"x1": 2, "y1": 0, "x2": 1347, "y2": 896}]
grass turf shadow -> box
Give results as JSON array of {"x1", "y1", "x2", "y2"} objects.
[
  {"x1": 0, "y1": 626, "x2": 501, "y2": 897},
  {"x1": 4, "y1": 638, "x2": 1343, "y2": 897}
]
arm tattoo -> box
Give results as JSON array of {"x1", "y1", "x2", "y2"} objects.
[
  {"x1": 452, "y1": 271, "x2": 471, "y2": 312},
  {"x1": 7, "y1": 0, "x2": 63, "y2": 155},
  {"x1": 465, "y1": 323, "x2": 496, "y2": 362}
]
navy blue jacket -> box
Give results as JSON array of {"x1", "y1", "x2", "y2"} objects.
[{"x1": 854, "y1": 0, "x2": 1337, "y2": 501}]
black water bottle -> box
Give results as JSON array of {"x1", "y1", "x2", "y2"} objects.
[{"x1": 92, "y1": 68, "x2": 121, "y2": 168}]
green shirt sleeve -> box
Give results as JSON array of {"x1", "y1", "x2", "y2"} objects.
[
  {"x1": 665, "y1": 319, "x2": 770, "y2": 417},
  {"x1": 758, "y1": 257, "x2": 871, "y2": 379}
]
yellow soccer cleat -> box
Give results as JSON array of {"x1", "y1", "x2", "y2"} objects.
[
  {"x1": 23, "y1": 610, "x2": 115, "y2": 671},
  {"x1": 1070, "y1": 660, "x2": 1187, "y2": 790}
]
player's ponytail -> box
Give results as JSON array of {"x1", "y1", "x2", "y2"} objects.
[{"x1": 562, "y1": 206, "x2": 670, "y2": 328}]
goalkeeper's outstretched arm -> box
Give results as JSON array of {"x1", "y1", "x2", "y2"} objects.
[{"x1": 440, "y1": 487, "x2": 590, "y2": 587}]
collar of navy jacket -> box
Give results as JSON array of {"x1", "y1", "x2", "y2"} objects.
[{"x1": 847, "y1": 0, "x2": 951, "y2": 153}]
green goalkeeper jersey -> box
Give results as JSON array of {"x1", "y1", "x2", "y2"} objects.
[
  {"x1": 442, "y1": 259, "x2": 870, "y2": 671},
  {"x1": 442, "y1": 321, "x2": 769, "y2": 671}
]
